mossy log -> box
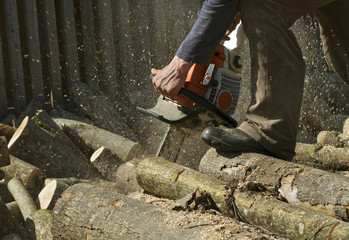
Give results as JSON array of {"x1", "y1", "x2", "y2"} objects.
[
  {"x1": 200, "y1": 149, "x2": 349, "y2": 221},
  {"x1": 1, "y1": 156, "x2": 43, "y2": 189},
  {"x1": 53, "y1": 118, "x2": 141, "y2": 162},
  {"x1": 8, "y1": 116, "x2": 99, "y2": 178},
  {"x1": 294, "y1": 143, "x2": 349, "y2": 170},
  {"x1": 52, "y1": 183, "x2": 210, "y2": 240},
  {"x1": 136, "y1": 157, "x2": 349, "y2": 240}
]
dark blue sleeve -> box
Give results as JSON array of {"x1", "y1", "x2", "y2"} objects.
[{"x1": 176, "y1": 0, "x2": 240, "y2": 65}]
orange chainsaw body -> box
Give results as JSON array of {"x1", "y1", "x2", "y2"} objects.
[{"x1": 176, "y1": 44, "x2": 226, "y2": 109}]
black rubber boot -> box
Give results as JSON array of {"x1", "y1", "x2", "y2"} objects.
[{"x1": 200, "y1": 126, "x2": 272, "y2": 155}]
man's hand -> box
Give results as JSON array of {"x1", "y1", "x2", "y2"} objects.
[
  {"x1": 151, "y1": 55, "x2": 193, "y2": 100},
  {"x1": 222, "y1": 12, "x2": 241, "y2": 41}
]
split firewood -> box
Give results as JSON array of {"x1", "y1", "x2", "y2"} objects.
[
  {"x1": 1, "y1": 156, "x2": 43, "y2": 189},
  {"x1": 90, "y1": 146, "x2": 122, "y2": 180},
  {"x1": 200, "y1": 149, "x2": 349, "y2": 221},
  {"x1": 294, "y1": 143, "x2": 349, "y2": 170},
  {"x1": 0, "y1": 123, "x2": 16, "y2": 142},
  {"x1": 0, "y1": 136, "x2": 10, "y2": 167},
  {"x1": 136, "y1": 157, "x2": 349, "y2": 240},
  {"x1": 8, "y1": 116, "x2": 100, "y2": 178},
  {"x1": 52, "y1": 182, "x2": 215, "y2": 240},
  {"x1": 53, "y1": 118, "x2": 141, "y2": 162},
  {"x1": 7, "y1": 178, "x2": 36, "y2": 221}
]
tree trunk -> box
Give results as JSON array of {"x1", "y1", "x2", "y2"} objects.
[
  {"x1": 52, "y1": 183, "x2": 209, "y2": 240},
  {"x1": 1, "y1": 156, "x2": 43, "y2": 189},
  {"x1": 53, "y1": 118, "x2": 141, "y2": 162},
  {"x1": 7, "y1": 116, "x2": 99, "y2": 179},
  {"x1": 294, "y1": 143, "x2": 349, "y2": 170},
  {"x1": 0, "y1": 136, "x2": 10, "y2": 167},
  {"x1": 200, "y1": 149, "x2": 349, "y2": 221},
  {"x1": 136, "y1": 156, "x2": 349, "y2": 240}
]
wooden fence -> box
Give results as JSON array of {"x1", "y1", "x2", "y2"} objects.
[{"x1": 0, "y1": 0, "x2": 203, "y2": 123}]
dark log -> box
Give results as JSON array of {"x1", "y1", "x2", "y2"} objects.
[
  {"x1": 137, "y1": 157, "x2": 349, "y2": 239},
  {"x1": 54, "y1": 118, "x2": 140, "y2": 162},
  {"x1": 294, "y1": 143, "x2": 349, "y2": 170},
  {"x1": 0, "y1": 136, "x2": 10, "y2": 167},
  {"x1": 90, "y1": 146, "x2": 122, "y2": 180},
  {"x1": 200, "y1": 149, "x2": 349, "y2": 221},
  {"x1": 8, "y1": 116, "x2": 99, "y2": 179},
  {"x1": 6, "y1": 201, "x2": 22, "y2": 225},
  {"x1": 1, "y1": 156, "x2": 43, "y2": 189},
  {"x1": 52, "y1": 182, "x2": 214, "y2": 240},
  {"x1": 0, "y1": 38, "x2": 7, "y2": 120},
  {"x1": 7, "y1": 178, "x2": 36, "y2": 221},
  {"x1": 0, "y1": 183, "x2": 14, "y2": 203}
]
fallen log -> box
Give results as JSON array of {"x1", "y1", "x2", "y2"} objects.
[
  {"x1": 317, "y1": 130, "x2": 345, "y2": 148},
  {"x1": 200, "y1": 149, "x2": 349, "y2": 221},
  {"x1": 136, "y1": 157, "x2": 349, "y2": 239},
  {"x1": 114, "y1": 158, "x2": 142, "y2": 194},
  {"x1": 25, "y1": 209, "x2": 52, "y2": 240},
  {"x1": 1, "y1": 156, "x2": 43, "y2": 189},
  {"x1": 0, "y1": 136, "x2": 10, "y2": 167},
  {"x1": 8, "y1": 116, "x2": 99, "y2": 178},
  {"x1": 294, "y1": 143, "x2": 349, "y2": 170},
  {"x1": 53, "y1": 118, "x2": 141, "y2": 162},
  {"x1": 53, "y1": 182, "x2": 216, "y2": 240},
  {"x1": 90, "y1": 146, "x2": 122, "y2": 180}
]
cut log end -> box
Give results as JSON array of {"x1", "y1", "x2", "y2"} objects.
[{"x1": 7, "y1": 116, "x2": 28, "y2": 149}]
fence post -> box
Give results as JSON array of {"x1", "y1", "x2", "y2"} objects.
[{"x1": 4, "y1": 0, "x2": 26, "y2": 114}]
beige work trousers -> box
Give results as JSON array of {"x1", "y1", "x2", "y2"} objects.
[{"x1": 238, "y1": 0, "x2": 349, "y2": 160}]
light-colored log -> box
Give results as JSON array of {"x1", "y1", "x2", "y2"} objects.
[
  {"x1": 53, "y1": 118, "x2": 140, "y2": 162},
  {"x1": 317, "y1": 130, "x2": 344, "y2": 147},
  {"x1": 136, "y1": 157, "x2": 349, "y2": 239},
  {"x1": 8, "y1": 116, "x2": 99, "y2": 179},
  {"x1": 200, "y1": 149, "x2": 349, "y2": 221},
  {"x1": 1, "y1": 156, "x2": 43, "y2": 189},
  {"x1": 37, "y1": 179, "x2": 71, "y2": 210},
  {"x1": 26, "y1": 209, "x2": 53, "y2": 240},
  {"x1": 7, "y1": 178, "x2": 36, "y2": 221},
  {"x1": 294, "y1": 143, "x2": 349, "y2": 170},
  {"x1": 53, "y1": 183, "x2": 212, "y2": 240}
]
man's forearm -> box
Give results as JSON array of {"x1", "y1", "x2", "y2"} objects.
[{"x1": 176, "y1": 0, "x2": 240, "y2": 65}]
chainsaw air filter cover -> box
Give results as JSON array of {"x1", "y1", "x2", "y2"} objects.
[{"x1": 205, "y1": 67, "x2": 241, "y2": 116}]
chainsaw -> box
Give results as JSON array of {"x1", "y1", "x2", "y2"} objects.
[{"x1": 136, "y1": 43, "x2": 243, "y2": 130}]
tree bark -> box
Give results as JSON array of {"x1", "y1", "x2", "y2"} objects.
[
  {"x1": 7, "y1": 178, "x2": 36, "y2": 221},
  {"x1": 294, "y1": 143, "x2": 349, "y2": 170},
  {"x1": 200, "y1": 149, "x2": 349, "y2": 221},
  {"x1": 90, "y1": 146, "x2": 122, "y2": 180},
  {"x1": 52, "y1": 183, "x2": 208, "y2": 240},
  {"x1": 1, "y1": 156, "x2": 43, "y2": 189},
  {"x1": 0, "y1": 136, "x2": 10, "y2": 167},
  {"x1": 53, "y1": 118, "x2": 141, "y2": 162},
  {"x1": 137, "y1": 156, "x2": 349, "y2": 240},
  {"x1": 8, "y1": 116, "x2": 99, "y2": 179}
]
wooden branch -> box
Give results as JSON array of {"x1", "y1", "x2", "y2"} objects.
[
  {"x1": 52, "y1": 182, "x2": 214, "y2": 240},
  {"x1": 53, "y1": 118, "x2": 141, "y2": 162},
  {"x1": 200, "y1": 149, "x2": 349, "y2": 221},
  {"x1": 294, "y1": 143, "x2": 349, "y2": 170},
  {"x1": 90, "y1": 146, "x2": 122, "y2": 180},
  {"x1": 1, "y1": 156, "x2": 43, "y2": 189},
  {"x1": 8, "y1": 116, "x2": 99, "y2": 179},
  {"x1": 136, "y1": 157, "x2": 349, "y2": 239},
  {"x1": 0, "y1": 136, "x2": 10, "y2": 167},
  {"x1": 7, "y1": 178, "x2": 36, "y2": 221}
]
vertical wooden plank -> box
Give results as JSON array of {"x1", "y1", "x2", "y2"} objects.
[
  {"x1": 0, "y1": 38, "x2": 7, "y2": 119},
  {"x1": 42, "y1": 0, "x2": 63, "y2": 107},
  {"x1": 4, "y1": 0, "x2": 26, "y2": 114},
  {"x1": 80, "y1": 0, "x2": 99, "y2": 93},
  {"x1": 95, "y1": 0, "x2": 118, "y2": 97},
  {"x1": 43, "y1": 0, "x2": 63, "y2": 108},
  {"x1": 58, "y1": 0, "x2": 81, "y2": 85},
  {"x1": 23, "y1": 0, "x2": 45, "y2": 104}
]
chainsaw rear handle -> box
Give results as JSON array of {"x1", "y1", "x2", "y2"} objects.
[{"x1": 178, "y1": 88, "x2": 238, "y2": 128}]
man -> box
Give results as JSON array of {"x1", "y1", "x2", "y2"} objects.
[{"x1": 152, "y1": 0, "x2": 349, "y2": 161}]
